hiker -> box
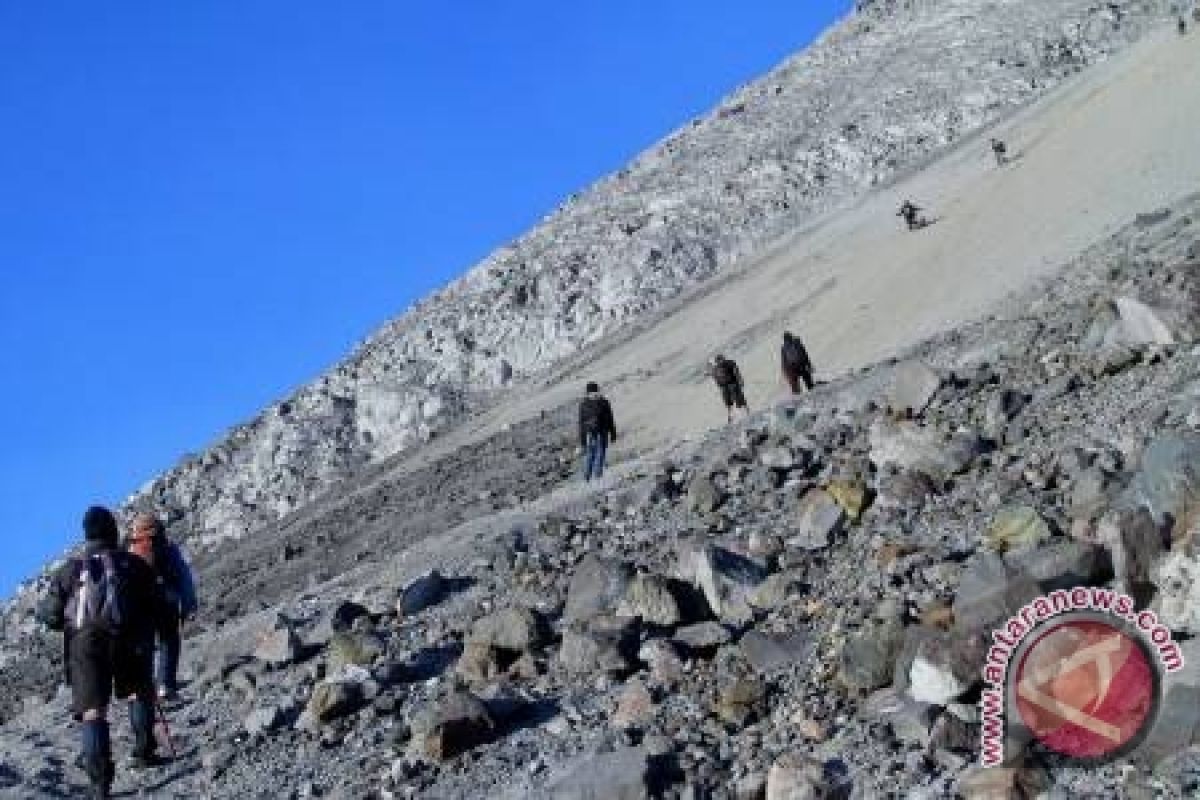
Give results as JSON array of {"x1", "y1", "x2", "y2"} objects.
[
  {"x1": 127, "y1": 512, "x2": 197, "y2": 702},
  {"x1": 36, "y1": 506, "x2": 168, "y2": 799},
  {"x1": 578, "y1": 381, "x2": 616, "y2": 481},
  {"x1": 990, "y1": 138, "x2": 1009, "y2": 166},
  {"x1": 897, "y1": 200, "x2": 924, "y2": 231},
  {"x1": 709, "y1": 354, "x2": 748, "y2": 423},
  {"x1": 781, "y1": 331, "x2": 815, "y2": 394},
  {"x1": 1179, "y1": 15, "x2": 1187, "y2": 34}
]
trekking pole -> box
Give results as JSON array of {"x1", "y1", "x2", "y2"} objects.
[{"x1": 154, "y1": 701, "x2": 177, "y2": 760}]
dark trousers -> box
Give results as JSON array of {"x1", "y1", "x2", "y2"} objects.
[
  {"x1": 155, "y1": 610, "x2": 181, "y2": 694},
  {"x1": 583, "y1": 434, "x2": 608, "y2": 481},
  {"x1": 69, "y1": 630, "x2": 154, "y2": 716},
  {"x1": 68, "y1": 629, "x2": 158, "y2": 795},
  {"x1": 783, "y1": 366, "x2": 814, "y2": 394}
]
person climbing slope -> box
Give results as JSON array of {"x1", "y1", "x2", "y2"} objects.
[
  {"x1": 897, "y1": 200, "x2": 926, "y2": 231},
  {"x1": 709, "y1": 354, "x2": 749, "y2": 423},
  {"x1": 126, "y1": 512, "x2": 197, "y2": 702},
  {"x1": 781, "y1": 331, "x2": 815, "y2": 394},
  {"x1": 37, "y1": 506, "x2": 169, "y2": 799},
  {"x1": 578, "y1": 381, "x2": 617, "y2": 481}
]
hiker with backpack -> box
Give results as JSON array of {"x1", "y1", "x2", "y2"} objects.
[
  {"x1": 709, "y1": 354, "x2": 748, "y2": 423},
  {"x1": 578, "y1": 381, "x2": 617, "y2": 481},
  {"x1": 897, "y1": 200, "x2": 925, "y2": 231},
  {"x1": 990, "y1": 138, "x2": 1009, "y2": 166},
  {"x1": 36, "y1": 506, "x2": 169, "y2": 799},
  {"x1": 781, "y1": 331, "x2": 815, "y2": 394},
  {"x1": 127, "y1": 512, "x2": 197, "y2": 702}
]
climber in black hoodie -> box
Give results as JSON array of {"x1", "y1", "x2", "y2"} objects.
[{"x1": 37, "y1": 506, "x2": 168, "y2": 799}]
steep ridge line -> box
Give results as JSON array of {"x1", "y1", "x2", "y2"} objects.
[{"x1": 61, "y1": 0, "x2": 1162, "y2": 558}]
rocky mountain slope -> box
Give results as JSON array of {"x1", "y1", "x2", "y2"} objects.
[
  {"x1": 2, "y1": 189, "x2": 1199, "y2": 799},
  {"x1": 81, "y1": 0, "x2": 1165, "y2": 555},
  {"x1": 3, "y1": 1, "x2": 1199, "y2": 797}
]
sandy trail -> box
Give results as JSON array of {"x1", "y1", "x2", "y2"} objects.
[
  {"x1": 523, "y1": 23, "x2": 1200, "y2": 449},
  {"x1": 360, "y1": 22, "x2": 1200, "y2": 483}
]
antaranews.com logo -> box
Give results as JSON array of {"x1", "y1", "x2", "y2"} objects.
[{"x1": 978, "y1": 587, "x2": 1184, "y2": 767}]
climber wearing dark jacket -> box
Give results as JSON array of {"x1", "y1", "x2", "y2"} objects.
[
  {"x1": 578, "y1": 381, "x2": 617, "y2": 481},
  {"x1": 37, "y1": 506, "x2": 168, "y2": 799},
  {"x1": 709, "y1": 354, "x2": 748, "y2": 423},
  {"x1": 781, "y1": 332, "x2": 815, "y2": 393},
  {"x1": 127, "y1": 512, "x2": 197, "y2": 701}
]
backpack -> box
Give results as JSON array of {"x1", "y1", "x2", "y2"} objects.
[
  {"x1": 712, "y1": 359, "x2": 737, "y2": 387},
  {"x1": 782, "y1": 338, "x2": 810, "y2": 371},
  {"x1": 65, "y1": 553, "x2": 129, "y2": 633}
]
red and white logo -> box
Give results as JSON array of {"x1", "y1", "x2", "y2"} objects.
[{"x1": 1013, "y1": 616, "x2": 1159, "y2": 761}]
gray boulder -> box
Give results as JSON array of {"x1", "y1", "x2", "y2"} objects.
[
  {"x1": 253, "y1": 617, "x2": 303, "y2": 667},
  {"x1": 1128, "y1": 432, "x2": 1200, "y2": 541},
  {"x1": 328, "y1": 630, "x2": 387, "y2": 673},
  {"x1": 398, "y1": 569, "x2": 445, "y2": 617},
  {"x1": 869, "y1": 419, "x2": 981, "y2": 478},
  {"x1": 840, "y1": 618, "x2": 903, "y2": 692},
  {"x1": 693, "y1": 545, "x2": 769, "y2": 625},
  {"x1": 952, "y1": 552, "x2": 1040, "y2": 634},
  {"x1": 468, "y1": 606, "x2": 550, "y2": 653},
  {"x1": 904, "y1": 634, "x2": 983, "y2": 706},
  {"x1": 673, "y1": 621, "x2": 733, "y2": 652},
  {"x1": 1096, "y1": 507, "x2": 1164, "y2": 599},
  {"x1": 766, "y1": 753, "x2": 829, "y2": 800},
  {"x1": 1069, "y1": 467, "x2": 1114, "y2": 520},
  {"x1": 244, "y1": 705, "x2": 285, "y2": 737},
  {"x1": 740, "y1": 630, "x2": 810, "y2": 674},
  {"x1": 616, "y1": 573, "x2": 685, "y2": 627},
  {"x1": 410, "y1": 690, "x2": 496, "y2": 761},
  {"x1": 885, "y1": 360, "x2": 942, "y2": 418},
  {"x1": 1005, "y1": 539, "x2": 1111, "y2": 592},
  {"x1": 983, "y1": 505, "x2": 1050, "y2": 554},
  {"x1": 307, "y1": 679, "x2": 364, "y2": 723},
  {"x1": 1110, "y1": 294, "x2": 1200, "y2": 347},
  {"x1": 566, "y1": 554, "x2": 634, "y2": 622},
  {"x1": 760, "y1": 446, "x2": 796, "y2": 471},
  {"x1": 687, "y1": 474, "x2": 724, "y2": 514},
  {"x1": 789, "y1": 489, "x2": 846, "y2": 551},
  {"x1": 862, "y1": 688, "x2": 935, "y2": 747},
  {"x1": 559, "y1": 615, "x2": 639, "y2": 676},
  {"x1": 983, "y1": 389, "x2": 1028, "y2": 436}
]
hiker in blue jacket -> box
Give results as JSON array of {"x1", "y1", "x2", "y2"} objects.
[{"x1": 127, "y1": 513, "x2": 197, "y2": 702}]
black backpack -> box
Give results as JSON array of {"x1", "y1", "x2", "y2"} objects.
[
  {"x1": 65, "y1": 553, "x2": 130, "y2": 633},
  {"x1": 713, "y1": 359, "x2": 737, "y2": 387},
  {"x1": 782, "y1": 338, "x2": 810, "y2": 371}
]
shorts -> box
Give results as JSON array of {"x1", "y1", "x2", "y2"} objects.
[
  {"x1": 720, "y1": 382, "x2": 746, "y2": 409},
  {"x1": 69, "y1": 629, "x2": 155, "y2": 716}
]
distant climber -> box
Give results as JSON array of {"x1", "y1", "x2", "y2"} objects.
[
  {"x1": 897, "y1": 200, "x2": 929, "y2": 231},
  {"x1": 126, "y1": 512, "x2": 197, "y2": 702},
  {"x1": 990, "y1": 137, "x2": 1009, "y2": 166},
  {"x1": 578, "y1": 381, "x2": 616, "y2": 481},
  {"x1": 1179, "y1": 15, "x2": 1188, "y2": 35},
  {"x1": 36, "y1": 506, "x2": 169, "y2": 799},
  {"x1": 781, "y1": 332, "x2": 815, "y2": 394},
  {"x1": 709, "y1": 354, "x2": 749, "y2": 423}
]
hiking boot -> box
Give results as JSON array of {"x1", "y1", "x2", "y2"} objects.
[{"x1": 81, "y1": 720, "x2": 113, "y2": 799}]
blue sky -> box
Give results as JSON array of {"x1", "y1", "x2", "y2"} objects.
[{"x1": 0, "y1": 1, "x2": 849, "y2": 598}]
